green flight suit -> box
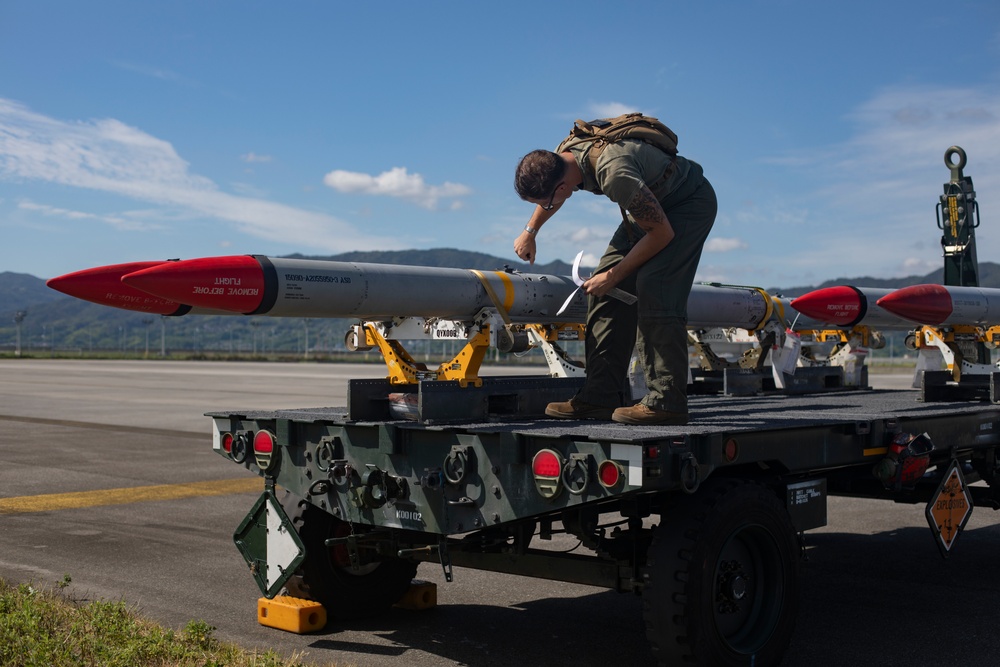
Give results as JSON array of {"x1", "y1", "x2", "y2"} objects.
[{"x1": 567, "y1": 140, "x2": 717, "y2": 414}]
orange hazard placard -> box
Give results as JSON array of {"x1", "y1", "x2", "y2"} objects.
[{"x1": 925, "y1": 460, "x2": 973, "y2": 556}]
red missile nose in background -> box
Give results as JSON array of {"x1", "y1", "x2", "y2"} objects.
[
  {"x1": 876, "y1": 285, "x2": 953, "y2": 325},
  {"x1": 122, "y1": 255, "x2": 266, "y2": 314},
  {"x1": 790, "y1": 286, "x2": 864, "y2": 325},
  {"x1": 46, "y1": 261, "x2": 188, "y2": 315}
]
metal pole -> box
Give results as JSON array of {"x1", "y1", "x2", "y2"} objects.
[
  {"x1": 13, "y1": 311, "x2": 26, "y2": 357},
  {"x1": 141, "y1": 317, "x2": 153, "y2": 358}
]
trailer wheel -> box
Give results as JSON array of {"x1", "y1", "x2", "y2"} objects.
[
  {"x1": 642, "y1": 480, "x2": 800, "y2": 667},
  {"x1": 279, "y1": 491, "x2": 417, "y2": 620}
]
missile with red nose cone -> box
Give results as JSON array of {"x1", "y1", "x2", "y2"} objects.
[
  {"x1": 789, "y1": 286, "x2": 917, "y2": 329},
  {"x1": 122, "y1": 254, "x2": 591, "y2": 323},
  {"x1": 876, "y1": 284, "x2": 1000, "y2": 326},
  {"x1": 112, "y1": 253, "x2": 821, "y2": 330},
  {"x1": 48, "y1": 254, "x2": 833, "y2": 331},
  {"x1": 45, "y1": 261, "x2": 215, "y2": 316}
]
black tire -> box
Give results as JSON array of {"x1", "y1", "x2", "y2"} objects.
[
  {"x1": 279, "y1": 490, "x2": 418, "y2": 620},
  {"x1": 642, "y1": 480, "x2": 800, "y2": 666}
]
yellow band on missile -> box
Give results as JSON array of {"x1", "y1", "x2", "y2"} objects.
[
  {"x1": 695, "y1": 283, "x2": 778, "y2": 332},
  {"x1": 470, "y1": 270, "x2": 512, "y2": 325},
  {"x1": 754, "y1": 288, "x2": 774, "y2": 328},
  {"x1": 768, "y1": 293, "x2": 790, "y2": 329},
  {"x1": 494, "y1": 271, "x2": 515, "y2": 313}
]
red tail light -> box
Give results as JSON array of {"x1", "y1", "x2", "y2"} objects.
[
  {"x1": 253, "y1": 430, "x2": 277, "y2": 472},
  {"x1": 598, "y1": 460, "x2": 624, "y2": 489},
  {"x1": 532, "y1": 450, "x2": 562, "y2": 477},
  {"x1": 532, "y1": 449, "x2": 564, "y2": 500},
  {"x1": 221, "y1": 432, "x2": 234, "y2": 454}
]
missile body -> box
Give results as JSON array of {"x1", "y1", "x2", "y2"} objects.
[
  {"x1": 790, "y1": 286, "x2": 917, "y2": 329},
  {"x1": 688, "y1": 284, "x2": 772, "y2": 330},
  {"x1": 876, "y1": 284, "x2": 1000, "y2": 326},
  {"x1": 122, "y1": 255, "x2": 591, "y2": 323},
  {"x1": 686, "y1": 284, "x2": 823, "y2": 331},
  {"x1": 45, "y1": 261, "x2": 226, "y2": 316},
  {"x1": 119, "y1": 254, "x2": 828, "y2": 330},
  {"x1": 50, "y1": 255, "x2": 831, "y2": 331}
]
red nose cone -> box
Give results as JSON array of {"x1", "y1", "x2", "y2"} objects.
[
  {"x1": 790, "y1": 286, "x2": 864, "y2": 325},
  {"x1": 122, "y1": 255, "x2": 265, "y2": 313},
  {"x1": 46, "y1": 261, "x2": 187, "y2": 315},
  {"x1": 876, "y1": 285, "x2": 953, "y2": 325}
]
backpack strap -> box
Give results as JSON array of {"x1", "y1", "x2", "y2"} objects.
[
  {"x1": 555, "y1": 120, "x2": 610, "y2": 180},
  {"x1": 556, "y1": 115, "x2": 678, "y2": 240}
]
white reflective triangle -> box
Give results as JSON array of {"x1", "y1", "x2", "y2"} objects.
[{"x1": 266, "y1": 496, "x2": 303, "y2": 589}]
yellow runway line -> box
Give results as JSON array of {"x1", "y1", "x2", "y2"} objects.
[{"x1": 0, "y1": 477, "x2": 263, "y2": 515}]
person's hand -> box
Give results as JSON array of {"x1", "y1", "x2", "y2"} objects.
[
  {"x1": 514, "y1": 232, "x2": 536, "y2": 264},
  {"x1": 582, "y1": 271, "x2": 617, "y2": 298}
]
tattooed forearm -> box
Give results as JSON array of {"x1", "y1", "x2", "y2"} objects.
[{"x1": 627, "y1": 184, "x2": 668, "y2": 231}]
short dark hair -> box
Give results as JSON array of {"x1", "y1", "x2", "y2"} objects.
[{"x1": 514, "y1": 150, "x2": 566, "y2": 201}]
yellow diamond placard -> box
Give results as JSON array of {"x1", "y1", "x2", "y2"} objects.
[{"x1": 926, "y1": 460, "x2": 973, "y2": 556}]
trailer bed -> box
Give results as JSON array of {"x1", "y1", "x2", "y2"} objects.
[
  {"x1": 209, "y1": 387, "x2": 1000, "y2": 439},
  {"x1": 209, "y1": 387, "x2": 1000, "y2": 499}
]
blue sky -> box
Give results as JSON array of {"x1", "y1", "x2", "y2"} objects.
[{"x1": 1, "y1": 1, "x2": 999, "y2": 289}]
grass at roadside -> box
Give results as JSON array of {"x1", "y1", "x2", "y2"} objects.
[{"x1": 0, "y1": 577, "x2": 335, "y2": 667}]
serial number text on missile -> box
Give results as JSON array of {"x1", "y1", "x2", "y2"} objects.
[{"x1": 284, "y1": 273, "x2": 352, "y2": 284}]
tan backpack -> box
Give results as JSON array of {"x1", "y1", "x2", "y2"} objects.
[{"x1": 556, "y1": 112, "x2": 678, "y2": 177}]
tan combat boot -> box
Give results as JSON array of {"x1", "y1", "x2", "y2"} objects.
[
  {"x1": 611, "y1": 404, "x2": 688, "y2": 425},
  {"x1": 544, "y1": 398, "x2": 615, "y2": 420}
]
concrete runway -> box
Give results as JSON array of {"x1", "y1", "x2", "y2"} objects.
[{"x1": 1, "y1": 359, "x2": 999, "y2": 666}]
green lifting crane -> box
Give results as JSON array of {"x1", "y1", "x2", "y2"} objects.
[
  {"x1": 938, "y1": 146, "x2": 981, "y2": 287},
  {"x1": 937, "y1": 146, "x2": 987, "y2": 364}
]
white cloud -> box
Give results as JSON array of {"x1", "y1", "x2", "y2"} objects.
[
  {"x1": 587, "y1": 101, "x2": 642, "y2": 118},
  {"x1": 705, "y1": 237, "x2": 747, "y2": 253},
  {"x1": 518, "y1": 222, "x2": 613, "y2": 269},
  {"x1": 241, "y1": 152, "x2": 272, "y2": 163},
  {"x1": 17, "y1": 199, "x2": 161, "y2": 231},
  {"x1": 900, "y1": 257, "x2": 939, "y2": 276},
  {"x1": 567, "y1": 225, "x2": 610, "y2": 245},
  {"x1": 578, "y1": 197, "x2": 620, "y2": 217},
  {"x1": 719, "y1": 82, "x2": 1000, "y2": 287},
  {"x1": 836, "y1": 86, "x2": 1000, "y2": 261},
  {"x1": 0, "y1": 98, "x2": 398, "y2": 252},
  {"x1": 841, "y1": 84, "x2": 1000, "y2": 177},
  {"x1": 322, "y1": 166, "x2": 471, "y2": 210},
  {"x1": 773, "y1": 84, "x2": 1000, "y2": 215},
  {"x1": 230, "y1": 181, "x2": 269, "y2": 198},
  {"x1": 110, "y1": 60, "x2": 192, "y2": 84}
]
